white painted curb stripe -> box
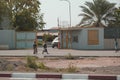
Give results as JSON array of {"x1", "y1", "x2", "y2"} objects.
[
  {"x1": 62, "y1": 74, "x2": 88, "y2": 79},
  {"x1": 12, "y1": 73, "x2": 36, "y2": 78},
  {"x1": 117, "y1": 75, "x2": 120, "y2": 80}
]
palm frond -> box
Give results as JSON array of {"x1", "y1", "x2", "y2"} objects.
[
  {"x1": 79, "y1": 15, "x2": 95, "y2": 27},
  {"x1": 80, "y1": 6, "x2": 94, "y2": 17},
  {"x1": 78, "y1": 0, "x2": 116, "y2": 27}
]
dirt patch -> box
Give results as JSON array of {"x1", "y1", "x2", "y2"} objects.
[
  {"x1": 0, "y1": 57, "x2": 120, "y2": 74},
  {"x1": 43, "y1": 57, "x2": 120, "y2": 68}
]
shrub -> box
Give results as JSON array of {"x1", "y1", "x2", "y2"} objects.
[
  {"x1": 65, "y1": 53, "x2": 74, "y2": 59},
  {"x1": 26, "y1": 56, "x2": 38, "y2": 70},
  {"x1": 6, "y1": 64, "x2": 14, "y2": 71},
  {"x1": 66, "y1": 63, "x2": 77, "y2": 73},
  {"x1": 38, "y1": 62, "x2": 47, "y2": 69}
]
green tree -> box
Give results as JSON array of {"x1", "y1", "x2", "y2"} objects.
[
  {"x1": 78, "y1": 0, "x2": 115, "y2": 27},
  {"x1": 0, "y1": 0, "x2": 45, "y2": 31},
  {"x1": 0, "y1": 1, "x2": 5, "y2": 23},
  {"x1": 0, "y1": 0, "x2": 12, "y2": 29},
  {"x1": 0, "y1": 0, "x2": 10, "y2": 25},
  {"x1": 36, "y1": 13, "x2": 46, "y2": 30}
]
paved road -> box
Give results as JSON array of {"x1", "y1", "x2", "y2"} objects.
[{"x1": 0, "y1": 47, "x2": 120, "y2": 57}]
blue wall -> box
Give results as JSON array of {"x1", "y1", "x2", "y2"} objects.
[
  {"x1": 16, "y1": 32, "x2": 36, "y2": 49},
  {"x1": 0, "y1": 30, "x2": 15, "y2": 49},
  {"x1": 0, "y1": 30, "x2": 36, "y2": 49},
  {"x1": 60, "y1": 28, "x2": 104, "y2": 50}
]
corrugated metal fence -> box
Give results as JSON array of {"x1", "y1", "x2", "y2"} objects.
[
  {"x1": 16, "y1": 32, "x2": 36, "y2": 49},
  {"x1": 0, "y1": 30, "x2": 15, "y2": 49},
  {"x1": 0, "y1": 30, "x2": 36, "y2": 49}
]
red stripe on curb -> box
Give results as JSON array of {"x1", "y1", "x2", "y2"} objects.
[
  {"x1": 89, "y1": 74, "x2": 117, "y2": 80},
  {"x1": 0, "y1": 73, "x2": 11, "y2": 77},
  {"x1": 36, "y1": 74, "x2": 62, "y2": 78}
]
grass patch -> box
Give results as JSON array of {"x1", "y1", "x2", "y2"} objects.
[
  {"x1": 6, "y1": 64, "x2": 14, "y2": 71},
  {"x1": 66, "y1": 62, "x2": 78, "y2": 73},
  {"x1": 37, "y1": 62, "x2": 48, "y2": 69},
  {"x1": 65, "y1": 53, "x2": 75, "y2": 59},
  {"x1": 26, "y1": 56, "x2": 49, "y2": 71}
]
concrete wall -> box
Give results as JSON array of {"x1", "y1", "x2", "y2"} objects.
[
  {"x1": 104, "y1": 39, "x2": 120, "y2": 49},
  {"x1": 0, "y1": 30, "x2": 15, "y2": 49}
]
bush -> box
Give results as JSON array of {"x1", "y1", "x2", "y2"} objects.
[
  {"x1": 38, "y1": 62, "x2": 47, "y2": 69},
  {"x1": 66, "y1": 63, "x2": 77, "y2": 73},
  {"x1": 26, "y1": 56, "x2": 38, "y2": 70},
  {"x1": 6, "y1": 64, "x2": 14, "y2": 71},
  {"x1": 65, "y1": 53, "x2": 75, "y2": 59}
]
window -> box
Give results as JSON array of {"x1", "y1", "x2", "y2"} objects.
[
  {"x1": 73, "y1": 36, "x2": 78, "y2": 43},
  {"x1": 88, "y1": 30, "x2": 99, "y2": 45}
]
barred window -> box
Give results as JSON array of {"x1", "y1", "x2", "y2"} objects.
[{"x1": 73, "y1": 36, "x2": 78, "y2": 43}]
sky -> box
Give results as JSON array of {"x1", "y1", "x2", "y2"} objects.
[{"x1": 39, "y1": 0, "x2": 120, "y2": 29}]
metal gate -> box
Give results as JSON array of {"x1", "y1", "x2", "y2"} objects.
[{"x1": 16, "y1": 32, "x2": 36, "y2": 49}]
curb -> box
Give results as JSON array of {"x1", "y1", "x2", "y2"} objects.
[
  {"x1": 0, "y1": 73, "x2": 120, "y2": 80},
  {"x1": 88, "y1": 74, "x2": 120, "y2": 80},
  {"x1": 0, "y1": 73, "x2": 62, "y2": 79}
]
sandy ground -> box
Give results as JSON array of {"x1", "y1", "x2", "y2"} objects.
[
  {"x1": 39, "y1": 57, "x2": 120, "y2": 74},
  {"x1": 42, "y1": 57, "x2": 120, "y2": 68},
  {"x1": 1, "y1": 57, "x2": 120, "y2": 74}
]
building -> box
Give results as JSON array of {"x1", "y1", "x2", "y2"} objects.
[
  {"x1": 59, "y1": 27, "x2": 120, "y2": 50},
  {"x1": 37, "y1": 27, "x2": 59, "y2": 41}
]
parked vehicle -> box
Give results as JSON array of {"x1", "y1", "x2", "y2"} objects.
[{"x1": 51, "y1": 37, "x2": 59, "y2": 48}]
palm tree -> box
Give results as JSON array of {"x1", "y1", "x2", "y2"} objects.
[
  {"x1": 78, "y1": 0, "x2": 116, "y2": 27},
  {"x1": 108, "y1": 7, "x2": 120, "y2": 27}
]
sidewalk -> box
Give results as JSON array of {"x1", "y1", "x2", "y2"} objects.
[{"x1": 0, "y1": 47, "x2": 120, "y2": 57}]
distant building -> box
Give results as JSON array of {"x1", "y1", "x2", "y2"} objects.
[{"x1": 37, "y1": 27, "x2": 59, "y2": 41}]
